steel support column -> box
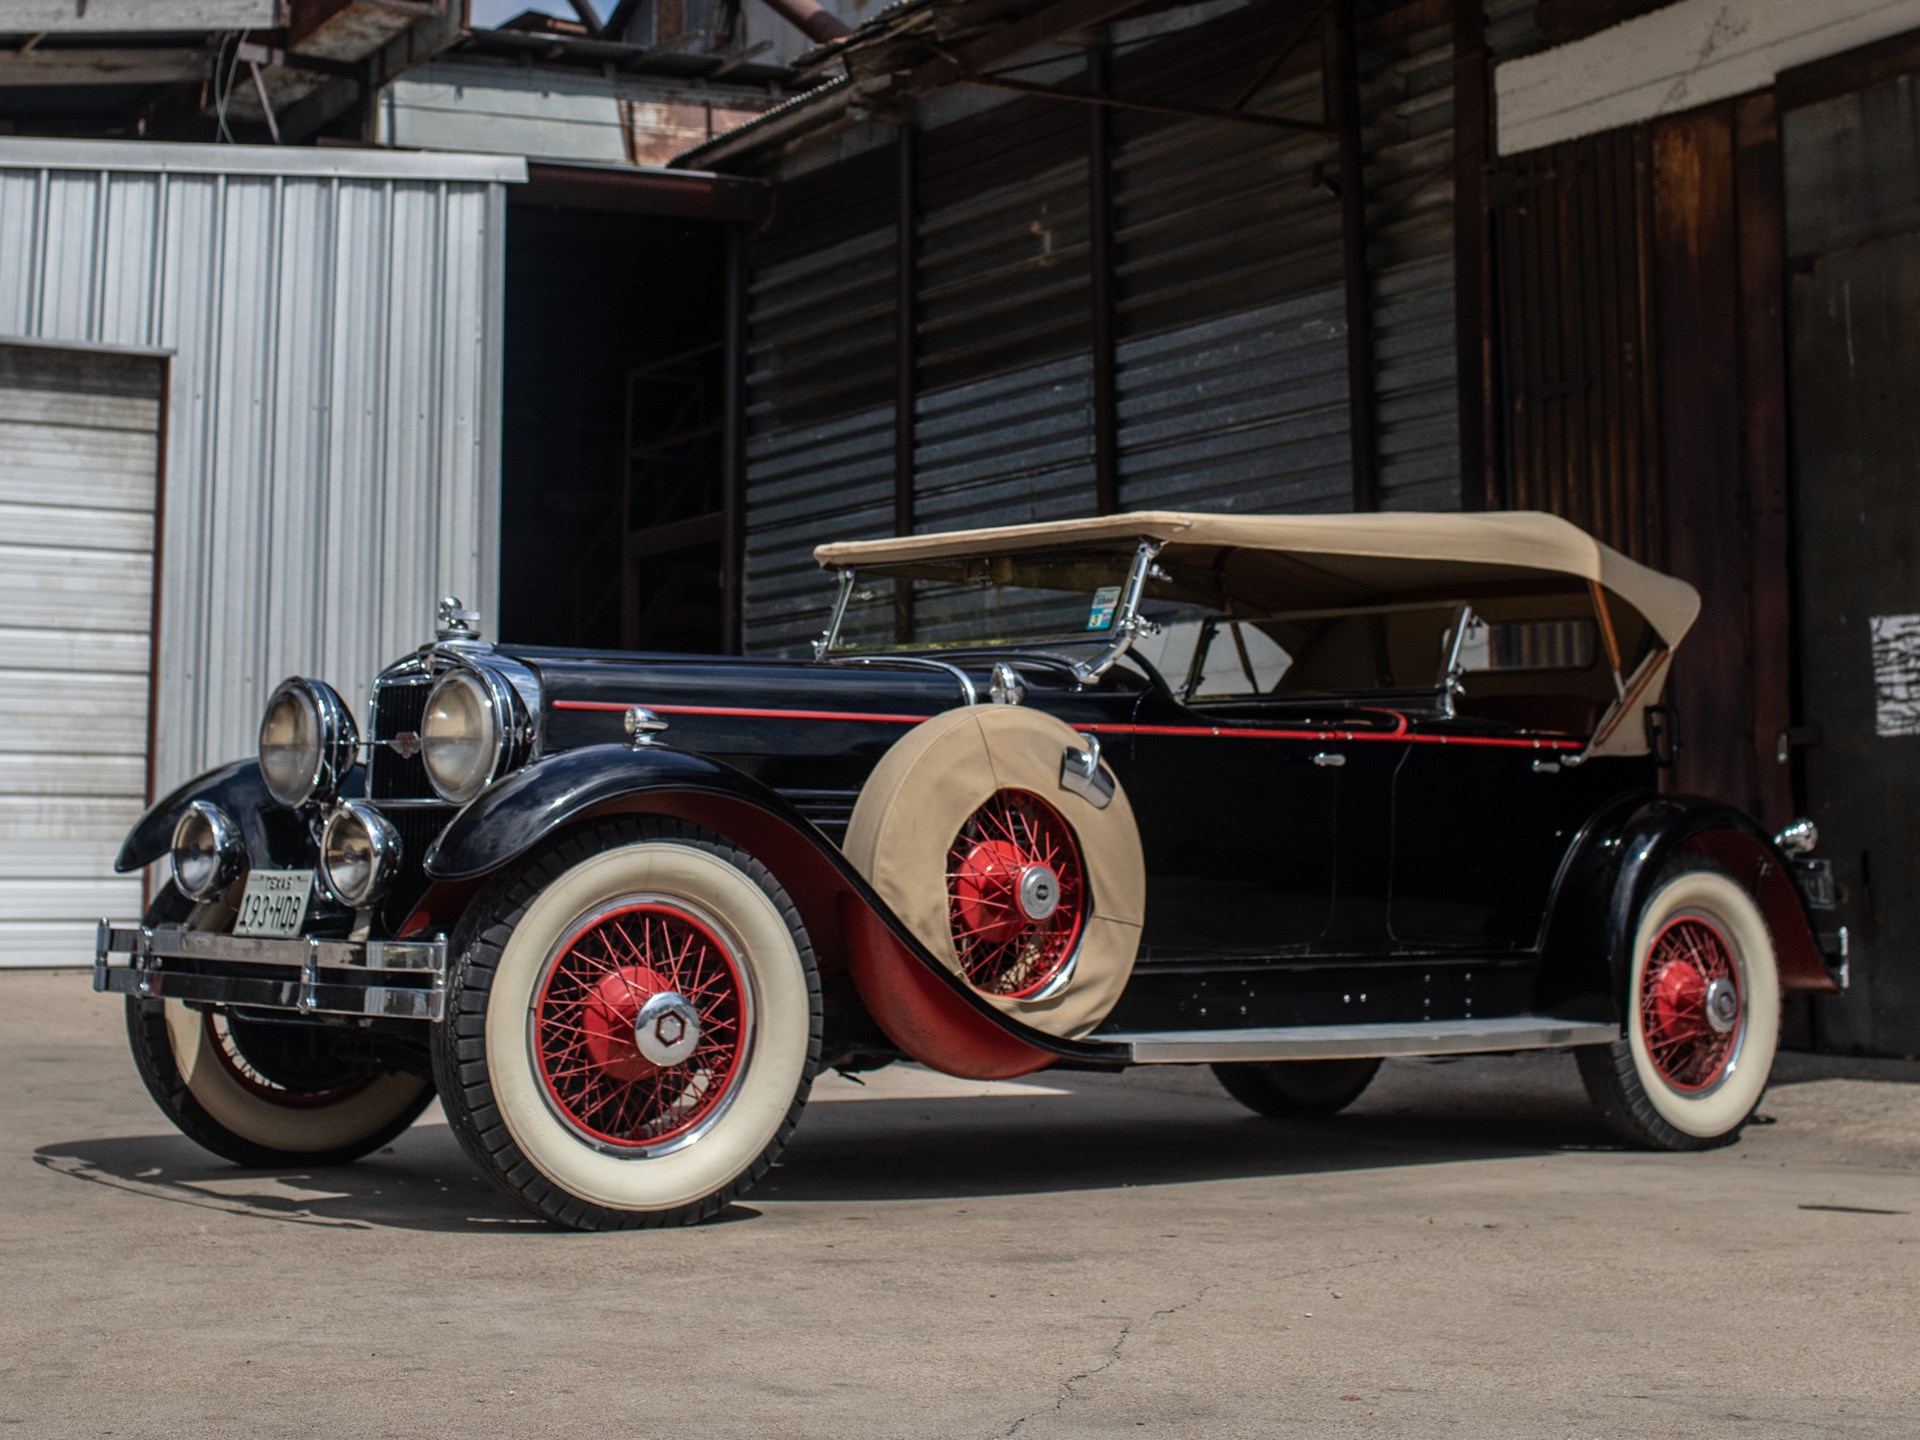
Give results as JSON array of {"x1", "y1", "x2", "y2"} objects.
[
  {"x1": 721, "y1": 224, "x2": 747, "y2": 653},
  {"x1": 894, "y1": 123, "x2": 919, "y2": 640},
  {"x1": 1087, "y1": 39, "x2": 1119, "y2": 515},
  {"x1": 1452, "y1": 0, "x2": 1493, "y2": 510},
  {"x1": 1326, "y1": 0, "x2": 1379, "y2": 512}
]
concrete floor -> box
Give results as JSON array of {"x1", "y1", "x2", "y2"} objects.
[{"x1": 2, "y1": 969, "x2": 1916, "y2": 1438}]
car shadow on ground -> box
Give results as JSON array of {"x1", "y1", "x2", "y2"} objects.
[{"x1": 31, "y1": 1056, "x2": 1631, "y2": 1231}]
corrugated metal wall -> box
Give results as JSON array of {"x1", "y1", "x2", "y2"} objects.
[
  {"x1": 737, "y1": 1, "x2": 1474, "y2": 651},
  {"x1": 1363, "y1": 12, "x2": 1460, "y2": 511},
  {"x1": 1111, "y1": 47, "x2": 1352, "y2": 512},
  {"x1": 0, "y1": 139, "x2": 520, "y2": 796}
]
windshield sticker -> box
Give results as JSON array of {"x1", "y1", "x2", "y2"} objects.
[{"x1": 1086, "y1": 586, "x2": 1122, "y2": 631}]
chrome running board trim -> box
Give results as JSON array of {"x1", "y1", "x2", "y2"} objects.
[{"x1": 1104, "y1": 1015, "x2": 1619, "y2": 1064}]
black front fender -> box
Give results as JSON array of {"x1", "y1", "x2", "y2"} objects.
[
  {"x1": 423, "y1": 743, "x2": 822, "y2": 882},
  {"x1": 115, "y1": 759, "x2": 292, "y2": 874}
]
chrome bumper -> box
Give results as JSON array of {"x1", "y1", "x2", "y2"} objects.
[{"x1": 94, "y1": 921, "x2": 448, "y2": 1022}]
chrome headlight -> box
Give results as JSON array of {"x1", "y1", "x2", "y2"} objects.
[
  {"x1": 420, "y1": 665, "x2": 525, "y2": 805},
  {"x1": 259, "y1": 677, "x2": 358, "y2": 808},
  {"x1": 321, "y1": 801, "x2": 401, "y2": 909},
  {"x1": 171, "y1": 800, "x2": 246, "y2": 901}
]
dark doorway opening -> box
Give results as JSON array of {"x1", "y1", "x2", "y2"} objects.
[{"x1": 499, "y1": 202, "x2": 727, "y2": 653}]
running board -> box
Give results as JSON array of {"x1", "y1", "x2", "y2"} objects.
[{"x1": 1103, "y1": 1016, "x2": 1619, "y2": 1064}]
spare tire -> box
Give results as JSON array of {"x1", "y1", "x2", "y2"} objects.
[{"x1": 844, "y1": 706, "x2": 1144, "y2": 1039}]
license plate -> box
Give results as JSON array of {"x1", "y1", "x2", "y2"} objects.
[{"x1": 233, "y1": 869, "x2": 315, "y2": 938}]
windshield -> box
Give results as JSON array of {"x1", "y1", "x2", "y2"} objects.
[{"x1": 825, "y1": 549, "x2": 1214, "y2": 654}]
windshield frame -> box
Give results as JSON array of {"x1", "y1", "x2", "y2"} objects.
[{"x1": 816, "y1": 540, "x2": 1164, "y2": 684}]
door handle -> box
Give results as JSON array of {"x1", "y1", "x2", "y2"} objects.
[{"x1": 1312, "y1": 751, "x2": 1346, "y2": 768}]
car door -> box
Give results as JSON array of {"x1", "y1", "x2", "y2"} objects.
[{"x1": 1387, "y1": 729, "x2": 1579, "y2": 951}]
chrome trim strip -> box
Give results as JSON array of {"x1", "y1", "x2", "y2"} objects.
[
  {"x1": 1106, "y1": 1015, "x2": 1619, "y2": 1064},
  {"x1": 824, "y1": 653, "x2": 979, "y2": 706}
]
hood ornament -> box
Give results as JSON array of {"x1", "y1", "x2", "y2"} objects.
[{"x1": 436, "y1": 595, "x2": 482, "y2": 641}]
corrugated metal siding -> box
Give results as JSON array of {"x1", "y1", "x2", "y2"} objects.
[
  {"x1": 1364, "y1": 16, "x2": 1460, "y2": 511},
  {"x1": 741, "y1": 215, "x2": 897, "y2": 656},
  {"x1": 1114, "y1": 295, "x2": 1351, "y2": 511},
  {"x1": 0, "y1": 141, "x2": 513, "y2": 797},
  {"x1": 1110, "y1": 55, "x2": 1352, "y2": 513},
  {"x1": 742, "y1": 403, "x2": 894, "y2": 656},
  {"x1": 0, "y1": 342, "x2": 158, "y2": 967}
]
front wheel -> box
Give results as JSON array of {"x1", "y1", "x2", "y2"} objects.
[
  {"x1": 125, "y1": 884, "x2": 434, "y2": 1168},
  {"x1": 432, "y1": 819, "x2": 821, "y2": 1231},
  {"x1": 1577, "y1": 860, "x2": 1781, "y2": 1150}
]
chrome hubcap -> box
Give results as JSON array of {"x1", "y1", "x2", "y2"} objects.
[
  {"x1": 1017, "y1": 864, "x2": 1061, "y2": 922},
  {"x1": 634, "y1": 990, "x2": 702, "y2": 1067},
  {"x1": 1704, "y1": 976, "x2": 1740, "y2": 1034}
]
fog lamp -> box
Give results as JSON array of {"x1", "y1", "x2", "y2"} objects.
[
  {"x1": 170, "y1": 800, "x2": 247, "y2": 901},
  {"x1": 321, "y1": 801, "x2": 401, "y2": 909}
]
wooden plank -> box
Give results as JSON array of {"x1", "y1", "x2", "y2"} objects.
[
  {"x1": 1652, "y1": 103, "x2": 1753, "y2": 811},
  {"x1": 1735, "y1": 91, "x2": 1795, "y2": 830},
  {"x1": 1496, "y1": 0, "x2": 1920, "y2": 155},
  {"x1": 0, "y1": 49, "x2": 212, "y2": 87},
  {"x1": 4, "y1": 0, "x2": 275, "y2": 30}
]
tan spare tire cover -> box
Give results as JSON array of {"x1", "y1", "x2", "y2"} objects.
[{"x1": 844, "y1": 705, "x2": 1144, "y2": 1039}]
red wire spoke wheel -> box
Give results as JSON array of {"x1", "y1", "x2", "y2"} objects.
[
  {"x1": 946, "y1": 789, "x2": 1088, "y2": 999},
  {"x1": 533, "y1": 901, "x2": 749, "y2": 1151},
  {"x1": 1640, "y1": 916, "x2": 1742, "y2": 1092}
]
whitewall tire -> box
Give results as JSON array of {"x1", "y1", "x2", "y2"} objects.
[
  {"x1": 1577, "y1": 861, "x2": 1780, "y2": 1150},
  {"x1": 432, "y1": 818, "x2": 821, "y2": 1230}
]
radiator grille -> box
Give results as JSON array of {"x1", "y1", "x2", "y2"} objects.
[{"x1": 369, "y1": 677, "x2": 433, "y2": 801}]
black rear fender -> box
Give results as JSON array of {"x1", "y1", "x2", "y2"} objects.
[{"x1": 1538, "y1": 794, "x2": 1837, "y2": 1023}]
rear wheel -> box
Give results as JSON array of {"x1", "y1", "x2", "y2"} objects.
[
  {"x1": 1212, "y1": 1058, "x2": 1382, "y2": 1118},
  {"x1": 1577, "y1": 860, "x2": 1780, "y2": 1150},
  {"x1": 432, "y1": 818, "x2": 821, "y2": 1231},
  {"x1": 125, "y1": 888, "x2": 434, "y2": 1167}
]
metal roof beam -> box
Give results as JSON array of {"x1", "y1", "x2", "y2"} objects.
[
  {"x1": 959, "y1": 73, "x2": 1330, "y2": 132},
  {"x1": 897, "y1": 0, "x2": 1154, "y2": 93}
]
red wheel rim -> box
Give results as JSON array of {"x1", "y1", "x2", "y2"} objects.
[
  {"x1": 533, "y1": 902, "x2": 748, "y2": 1150},
  {"x1": 203, "y1": 1013, "x2": 370, "y2": 1108},
  {"x1": 1640, "y1": 915, "x2": 1742, "y2": 1092},
  {"x1": 946, "y1": 789, "x2": 1087, "y2": 998}
]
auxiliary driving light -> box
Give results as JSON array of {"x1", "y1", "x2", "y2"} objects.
[
  {"x1": 320, "y1": 801, "x2": 402, "y2": 909},
  {"x1": 170, "y1": 800, "x2": 247, "y2": 901}
]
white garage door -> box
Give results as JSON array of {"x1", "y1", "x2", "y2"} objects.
[{"x1": 0, "y1": 340, "x2": 162, "y2": 968}]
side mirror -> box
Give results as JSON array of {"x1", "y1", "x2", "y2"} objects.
[{"x1": 1644, "y1": 704, "x2": 1680, "y2": 767}]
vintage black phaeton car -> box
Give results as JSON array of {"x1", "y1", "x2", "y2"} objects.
[{"x1": 96, "y1": 511, "x2": 1848, "y2": 1229}]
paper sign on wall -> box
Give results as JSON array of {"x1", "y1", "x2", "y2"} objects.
[{"x1": 1870, "y1": 613, "x2": 1920, "y2": 736}]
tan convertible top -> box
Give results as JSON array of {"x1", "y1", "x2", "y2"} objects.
[{"x1": 815, "y1": 509, "x2": 1700, "y2": 648}]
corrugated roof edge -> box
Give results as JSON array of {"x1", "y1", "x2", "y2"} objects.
[
  {"x1": 0, "y1": 137, "x2": 528, "y2": 184},
  {"x1": 673, "y1": 73, "x2": 851, "y2": 169}
]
